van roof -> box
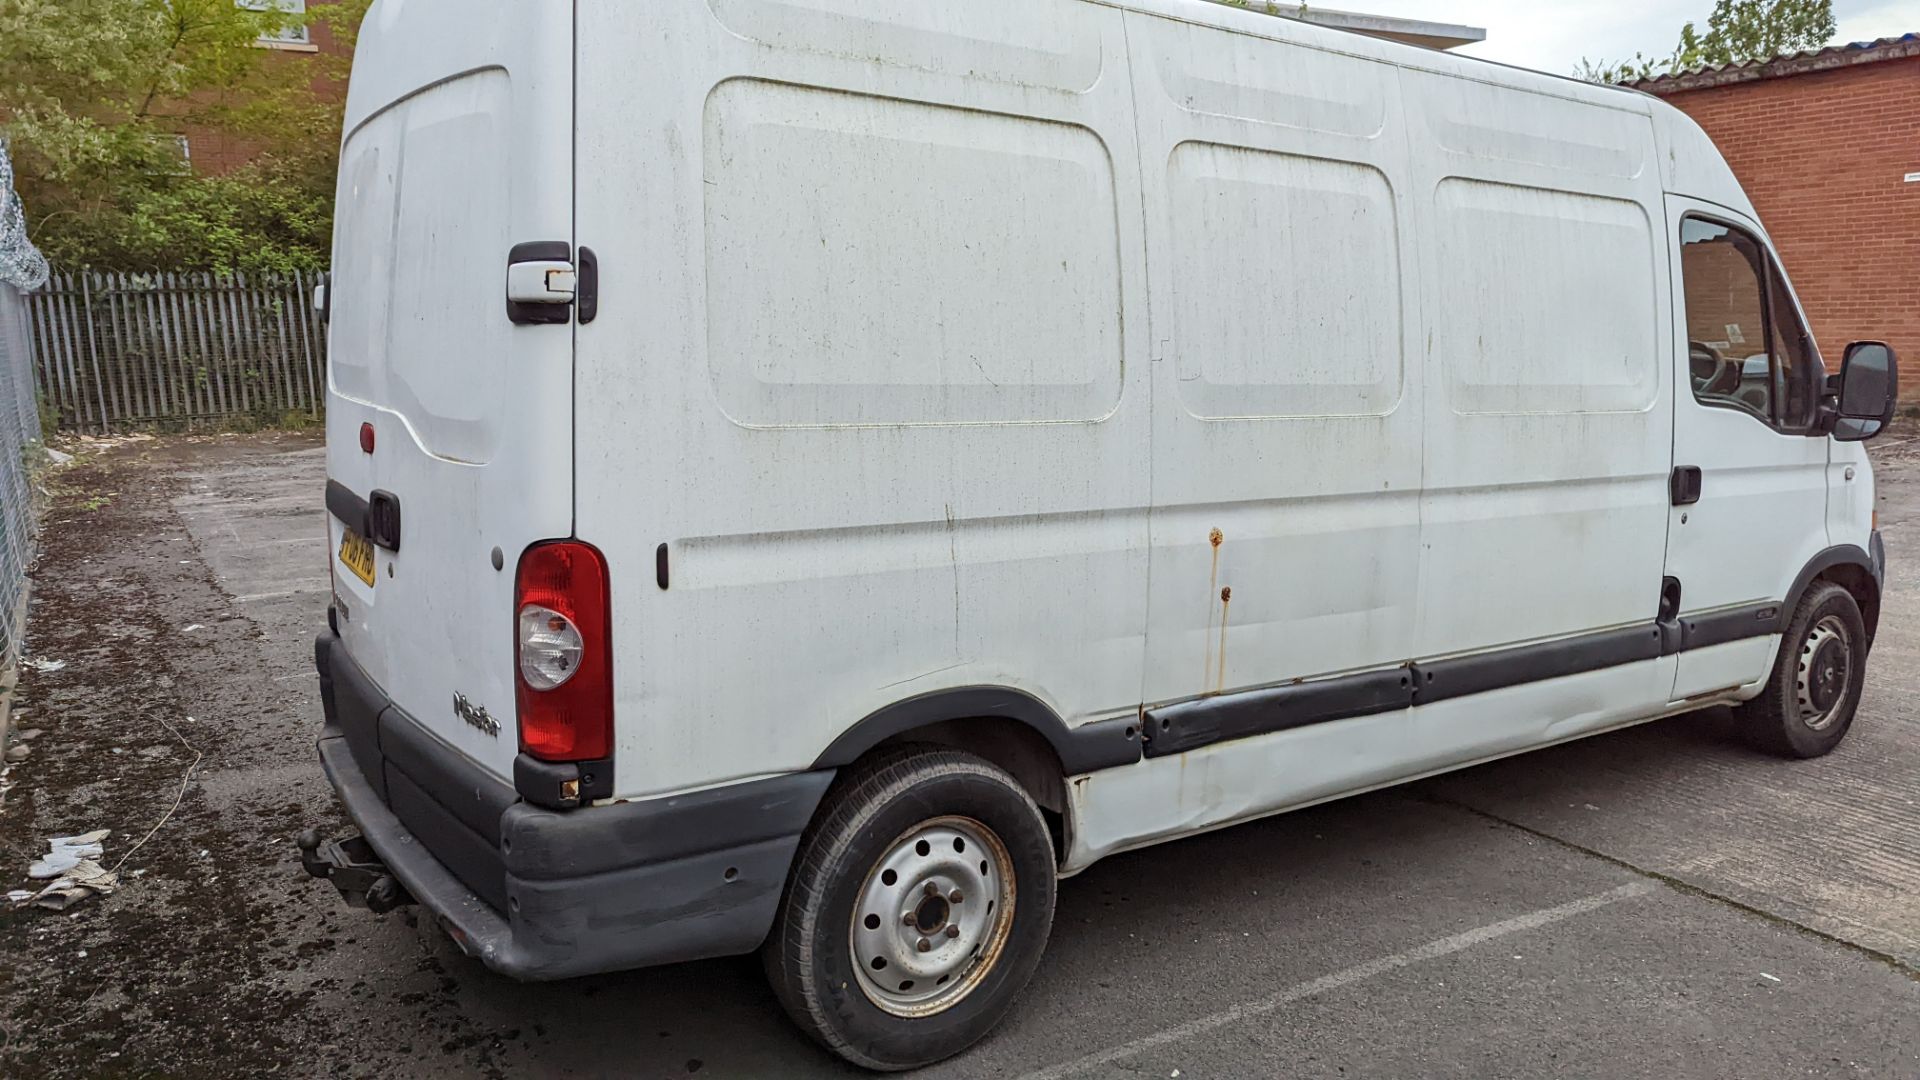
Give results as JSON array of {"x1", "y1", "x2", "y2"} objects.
[
  {"x1": 1113, "y1": 0, "x2": 1642, "y2": 103},
  {"x1": 1106, "y1": 0, "x2": 1753, "y2": 214}
]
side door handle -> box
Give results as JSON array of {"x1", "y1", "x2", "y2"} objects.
[{"x1": 1670, "y1": 465, "x2": 1703, "y2": 506}]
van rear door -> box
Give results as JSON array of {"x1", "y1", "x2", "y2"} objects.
[{"x1": 324, "y1": 0, "x2": 575, "y2": 783}]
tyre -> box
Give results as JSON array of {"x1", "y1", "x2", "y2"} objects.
[
  {"x1": 1735, "y1": 582, "x2": 1868, "y2": 759},
  {"x1": 763, "y1": 746, "x2": 1057, "y2": 1071}
]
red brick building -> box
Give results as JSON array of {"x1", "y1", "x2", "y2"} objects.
[
  {"x1": 1633, "y1": 35, "x2": 1920, "y2": 398},
  {"x1": 181, "y1": 0, "x2": 351, "y2": 175}
]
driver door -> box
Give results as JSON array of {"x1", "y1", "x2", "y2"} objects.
[{"x1": 1664, "y1": 196, "x2": 1830, "y2": 700}]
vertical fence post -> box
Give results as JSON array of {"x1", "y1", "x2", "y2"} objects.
[{"x1": 79, "y1": 271, "x2": 110, "y2": 435}]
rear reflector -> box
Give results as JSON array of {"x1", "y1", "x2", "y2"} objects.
[
  {"x1": 515, "y1": 541, "x2": 612, "y2": 762},
  {"x1": 359, "y1": 422, "x2": 375, "y2": 454}
]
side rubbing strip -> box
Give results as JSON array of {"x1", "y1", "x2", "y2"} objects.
[
  {"x1": 832, "y1": 599, "x2": 1799, "y2": 773},
  {"x1": 1144, "y1": 669, "x2": 1412, "y2": 759},
  {"x1": 1413, "y1": 623, "x2": 1664, "y2": 706},
  {"x1": 1679, "y1": 602, "x2": 1781, "y2": 651}
]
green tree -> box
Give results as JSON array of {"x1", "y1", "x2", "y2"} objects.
[
  {"x1": 0, "y1": 0, "x2": 371, "y2": 272},
  {"x1": 1576, "y1": 0, "x2": 1837, "y2": 85}
]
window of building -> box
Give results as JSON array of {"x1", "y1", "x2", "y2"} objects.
[
  {"x1": 1678, "y1": 216, "x2": 1821, "y2": 431},
  {"x1": 238, "y1": 0, "x2": 310, "y2": 46},
  {"x1": 143, "y1": 134, "x2": 191, "y2": 176}
]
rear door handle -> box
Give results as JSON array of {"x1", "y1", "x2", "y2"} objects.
[
  {"x1": 507, "y1": 261, "x2": 575, "y2": 304},
  {"x1": 505, "y1": 241, "x2": 574, "y2": 325},
  {"x1": 1670, "y1": 465, "x2": 1703, "y2": 506}
]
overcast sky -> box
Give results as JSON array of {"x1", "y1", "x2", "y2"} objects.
[{"x1": 1346, "y1": 0, "x2": 1917, "y2": 74}]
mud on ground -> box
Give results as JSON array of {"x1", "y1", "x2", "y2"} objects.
[{"x1": 0, "y1": 435, "x2": 522, "y2": 1079}]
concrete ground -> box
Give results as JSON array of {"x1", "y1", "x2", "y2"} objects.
[{"x1": 1, "y1": 429, "x2": 1917, "y2": 1079}]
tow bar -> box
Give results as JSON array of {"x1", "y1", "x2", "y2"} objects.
[{"x1": 296, "y1": 829, "x2": 415, "y2": 914}]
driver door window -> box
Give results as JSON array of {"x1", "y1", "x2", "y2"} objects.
[{"x1": 1679, "y1": 217, "x2": 1820, "y2": 432}]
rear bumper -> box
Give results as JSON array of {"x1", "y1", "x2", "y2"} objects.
[{"x1": 313, "y1": 631, "x2": 833, "y2": 980}]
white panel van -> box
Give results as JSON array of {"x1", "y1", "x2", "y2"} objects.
[{"x1": 303, "y1": 0, "x2": 1901, "y2": 1069}]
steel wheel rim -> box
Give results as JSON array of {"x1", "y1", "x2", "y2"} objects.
[
  {"x1": 1795, "y1": 614, "x2": 1853, "y2": 732},
  {"x1": 849, "y1": 815, "x2": 1016, "y2": 1018}
]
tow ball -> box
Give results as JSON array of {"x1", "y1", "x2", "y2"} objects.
[{"x1": 296, "y1": 829, "x2": 415, "y2": 914}]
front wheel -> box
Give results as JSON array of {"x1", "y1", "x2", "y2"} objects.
[
  {"x1": 763, "y1": 747, "x2": 1057, "y2": 1071},
  {"x1": 1735, "y1": 581, "x2": 1868, "y2": 758}
]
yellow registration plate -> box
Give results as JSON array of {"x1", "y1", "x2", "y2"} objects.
[{"x1": 338, "y1": 528, "x2": 377, "y2": 587}]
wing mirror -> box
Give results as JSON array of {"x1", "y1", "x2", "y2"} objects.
[{"x1": 1825, "y1": 341, "x2": 1898, "y2": 442}]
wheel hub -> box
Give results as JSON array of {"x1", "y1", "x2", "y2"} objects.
[
  {"x1": 851, "y1": 816, "x2": 1015, "y2": 1018},
  {"x1": 1795, "y1": 615, "x2": 1852, "y2": 731},
  {"x1": 912, "y1": 894, "x2": 951, "y2": 934}
]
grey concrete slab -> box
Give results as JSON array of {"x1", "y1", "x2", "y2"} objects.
[{"x1": 1423, "y1": 450, "x2": 1920, "y2": 969}]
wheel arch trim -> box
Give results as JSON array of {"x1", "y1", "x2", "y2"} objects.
[
  {"x1": 1782, "y1": 544, "x2": 1879, "y2": 641},
  {"x1": 810, "y1": 686, "x2": 1142, "y2": 775}
]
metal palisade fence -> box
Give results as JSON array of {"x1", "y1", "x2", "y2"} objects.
[
  {"x1": 27, "y1": 270, "x2": 329, "y2": 433},
  {"x1": 1, "y1": 282, "x2": 41, "y2": 668}
]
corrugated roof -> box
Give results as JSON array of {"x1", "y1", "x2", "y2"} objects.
[{"x1": 1631, "y1": 33, "x2": 1920, "y2": 93}]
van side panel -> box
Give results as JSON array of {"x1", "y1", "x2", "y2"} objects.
[
  {"x1": 1398, "y1": 70, "x2": 1675, "y2": 688},
  {"x1": 573, "y1": 0, "x2": 1154, "y2": 796},
  {"x1": 1125, "y1": 11, "x2": 1425, "y2": 711}
]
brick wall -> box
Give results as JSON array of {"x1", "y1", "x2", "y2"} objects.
[
  {"x1": 1653, "y1": 54, "x2": 1920, "y2": 397},
  {"x1": 1681, "y1": 238, "x2": 1769, "y2": 355},
  {"x1": 179, "y1": 0, "x2": 349, "y2": 177}
]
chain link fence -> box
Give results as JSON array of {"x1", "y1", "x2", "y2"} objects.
[
  {"x1": 2, "y1": 143, "x2": 48, "y2": 676},
  {"x1": 1, "y1": 280, "x2": 42, "y2": 672}
]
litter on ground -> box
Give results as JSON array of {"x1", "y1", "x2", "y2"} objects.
[{"x1": 14, "y1": 830, "x2": 121, "y2": 911}]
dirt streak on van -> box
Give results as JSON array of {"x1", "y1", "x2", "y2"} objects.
[{"x1": 302, "y1": 0, "x2": 1897, "y2": 1071}]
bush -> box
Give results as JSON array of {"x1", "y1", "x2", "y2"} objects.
[{"x1": 32, "y1": 155, "x2": 332, "y2": 274}]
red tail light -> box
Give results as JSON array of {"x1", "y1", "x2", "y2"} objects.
[{"x1": 515, "y1": 540, "x2": 612, "y2": 762}]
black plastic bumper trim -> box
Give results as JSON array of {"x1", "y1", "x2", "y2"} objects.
[
  {"x1": 379, "y1": 703, "x2": 517, "y2": 848},
  {"x1": 313, "y1": 632, "x2": 834, "y2": 980},
  {"x1": 501, "y1": 769, "x2": 834, "y2": 882},
  {"x1": 513, "y1": 753, "x2": 614, "y2": 810}
]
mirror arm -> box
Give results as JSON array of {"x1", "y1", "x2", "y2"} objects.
[{"x1": 1811, "y1": 399, "x2": 1839, "y2": 437}]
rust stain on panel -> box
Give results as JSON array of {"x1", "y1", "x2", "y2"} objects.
[
  {"x1": 1203, "y1": 528, "x2": 1224, "y2": 688},
  {"x1": 1215, "y1": 586, "x2": 1232, "y2": 694}
]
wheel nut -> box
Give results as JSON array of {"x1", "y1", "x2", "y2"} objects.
[
  {"x1": 945, "y1": 924, "x2": 961, "y2": 939},
  {"x1": 949, "y1": 889, "x2": 964, "y2": 904},
  {"x1": 916, "y1": 937, "x2": 932, "y2": 953},
  {"x1": 903, "y1": 911, "x2": 917, "y2": 926},
  {"x1": 923, "y1": 882, "x2": 940, "y2": 898}
]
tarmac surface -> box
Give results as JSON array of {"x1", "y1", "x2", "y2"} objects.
[{"x1": 0, "y1": 428, "x2": 1916, "y2": 1078}]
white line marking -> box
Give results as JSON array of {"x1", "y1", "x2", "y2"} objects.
[
  {"x1": 1018, "y1": 881, "x2": 1657, "y2": 1080},
  {"x1": 234, "y1": 580, "x2": 332, "y2": 602}
]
